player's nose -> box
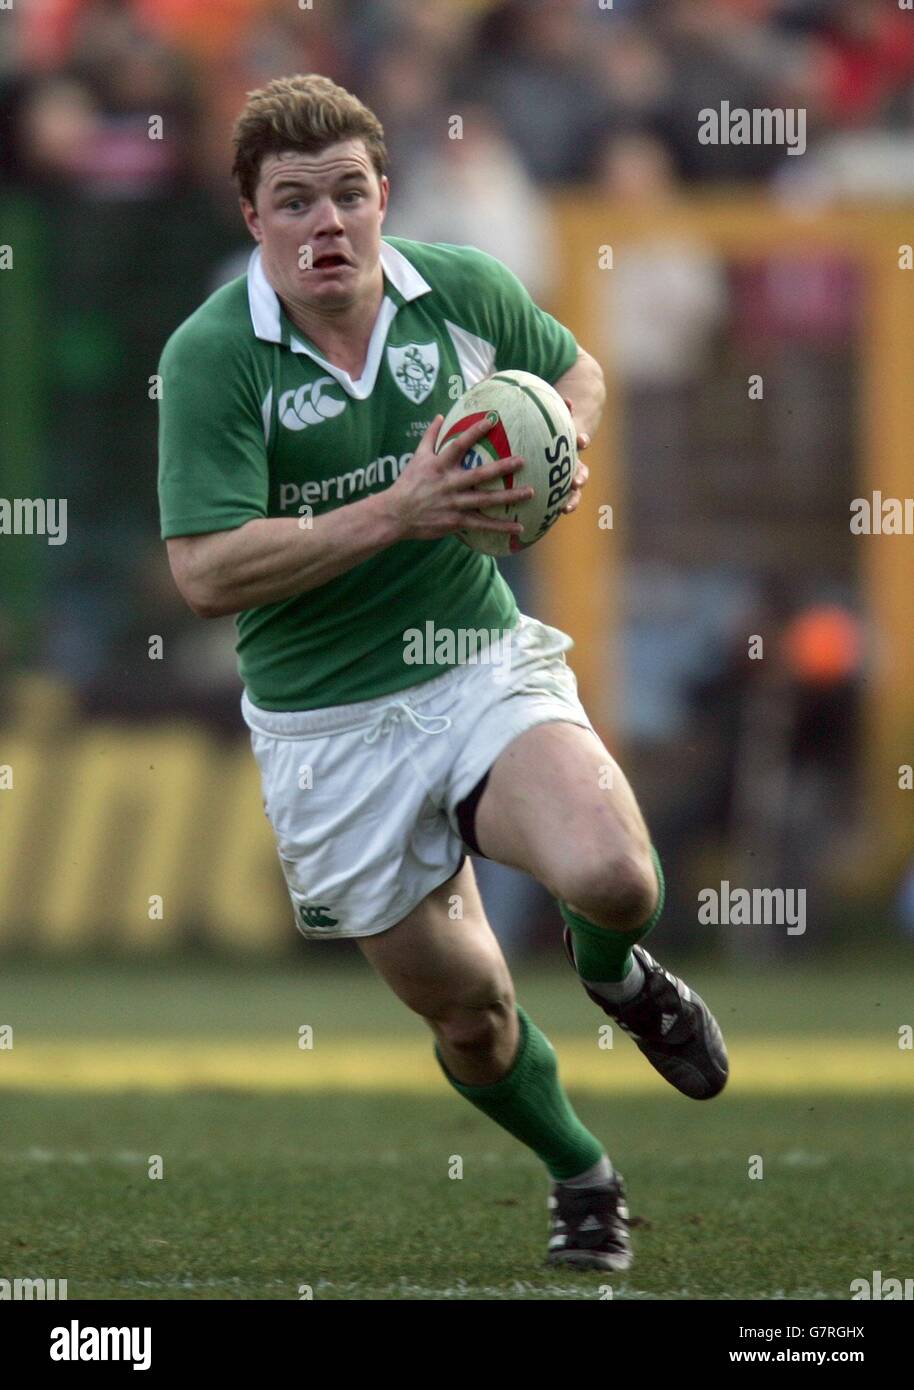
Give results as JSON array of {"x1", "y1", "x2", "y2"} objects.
[{"x1": 312, "y1": 195, "x2": 346, "y2": 233}]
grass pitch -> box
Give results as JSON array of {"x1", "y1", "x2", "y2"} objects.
[{"x1": 1, "y1": 956, "x2": 912, "y2": 1300}]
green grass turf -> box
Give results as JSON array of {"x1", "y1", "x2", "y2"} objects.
[
  {"x1": 3, "y1": 1092, "x2": 911, "y2": 1300},
  {"x1": 1, "y1": 958, "x2": 912, "y2": 1300}
]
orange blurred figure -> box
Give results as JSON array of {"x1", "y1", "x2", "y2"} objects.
[{"x1": 781, "y1": 605, "x2": 863, "y2": 686}]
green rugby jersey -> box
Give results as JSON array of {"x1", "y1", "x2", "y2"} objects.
[{"x1": 157, "y1": 236, "x2": 579, "y2": 710}]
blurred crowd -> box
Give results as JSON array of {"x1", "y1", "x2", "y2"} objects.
[{"x1": 6, "y1": 0, "x2": 914, "y2": 215}]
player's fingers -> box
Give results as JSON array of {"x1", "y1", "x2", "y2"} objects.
[
  {"x1": 562, "y1": 469, "x2": 587, "y2": 513},
  {"x1": 457, "y1": 484, "x2": 533, "y2": 509},
  {"x1": 439, "y1": 413, "x2": 499, "y2": 464},
  {"x1": 460, "y1": 511, "x2": 525, "y2": 534},
  {"x1": 453, "y1": 455, "x2": 525, "y2": 488}
]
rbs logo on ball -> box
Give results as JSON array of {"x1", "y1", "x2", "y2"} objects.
[{"x1": 534, "y1": 434, "x2": 573, "y2": 542}]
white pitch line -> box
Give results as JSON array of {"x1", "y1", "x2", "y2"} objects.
[
  {"x1": 2, "y1": 1149, "x2": 147, "y2": 1164},
  {"x1": 91, "y1": 1277, "x2": 838, "y2": 1300}
]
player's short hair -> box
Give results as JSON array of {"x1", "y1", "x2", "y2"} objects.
[{"x1": 232, "y1": 74, "x2": 388, "y2": 204}]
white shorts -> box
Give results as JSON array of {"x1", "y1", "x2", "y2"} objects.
[{"x1": 241, "y1": 613, "x2": 597, "y2": 941}]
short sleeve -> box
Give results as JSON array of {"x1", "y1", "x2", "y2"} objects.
[
  {"x1": 157, "y1": 325, "x2": 270, "y2": 539},
  {"x1": 469, "y1": 249, "x2": 579, "y2": 383}
]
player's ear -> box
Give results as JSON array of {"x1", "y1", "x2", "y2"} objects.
[
  {"x1": 240, "y1": 197, "x2": 262, "y2": 242},
  {"x1": 377, "y1": 173, "x2": 390, "y2": 223}
]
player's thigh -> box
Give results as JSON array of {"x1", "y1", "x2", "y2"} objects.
[
  {"x1": 356, "y1": 856, "x2": 514, "y2": 1027},
  {"x1": 473, "y1": 721, "x2": 654, "y2": 904}
]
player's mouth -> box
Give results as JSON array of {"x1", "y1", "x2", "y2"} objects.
[{"x1": 311, "y1": 253, "x2": 353, "y2": 273}]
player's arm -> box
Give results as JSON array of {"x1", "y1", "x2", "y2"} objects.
[
  {"x1": 166, "y1": 413, "x2": 530, "y2": 619},
  {"x1": 168, "y1": 504, "x2": 403, "y2": 618},
  {"x1": 554, "y1": 346, "x2": 605, "y2": 447}
]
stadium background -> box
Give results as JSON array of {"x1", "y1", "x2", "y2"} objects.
[{"x1": 1, "y1": 0, "x2": 913, "y2": 1300}]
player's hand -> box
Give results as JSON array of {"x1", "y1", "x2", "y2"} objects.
[
  {"x1": 561, "y1": 396, "x2": 590, "y2": 516},
  {"x1": 382, "y1": 413, "x2": 534, "y2": 541}
]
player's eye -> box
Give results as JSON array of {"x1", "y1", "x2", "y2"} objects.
[{"x1": 339, "y1": 191, "x2": 363, "y2": 204}]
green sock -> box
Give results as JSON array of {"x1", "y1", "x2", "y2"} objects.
[
  {"x1": 434, "y1": 1004, "x2": 604, "y2": 1182},
  {"x1": 559, "y1": 844, "x2": 665, "y2": 983}
]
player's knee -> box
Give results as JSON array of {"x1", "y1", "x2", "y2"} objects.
[
  {"x1": 561, "y1": 844, "x2": 658, "y2": 933},
  {"x1": 431, "y1": 983, "x2": 516, "y2": 1055}
]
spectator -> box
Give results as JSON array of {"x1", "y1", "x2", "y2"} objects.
[
  {"x1": 463, "y1": 0, "x2": 607, "y2": 184},
  {"x1": 383, "y1": 101, "x2": 559, "y2": 301}
]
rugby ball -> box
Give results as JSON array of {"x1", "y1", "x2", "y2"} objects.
[{"x1": 436, "y1": 370, "x2": 577, "y2": 556}]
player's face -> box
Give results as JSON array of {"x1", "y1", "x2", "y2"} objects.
[{"x1": 242, "y1": 139, "x2": 389, "y2": 312}]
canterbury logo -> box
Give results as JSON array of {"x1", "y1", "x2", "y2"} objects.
[
  {"x1": 298, "y1": 903, "x2": 340, "y2": 931},
  {"x1": 278, "y1": 376, "x2": 346, "y2": 431}
]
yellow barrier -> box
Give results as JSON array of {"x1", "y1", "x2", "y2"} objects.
[{"x1": 0, "y1": 675, "x2": 290, "y2": 950}]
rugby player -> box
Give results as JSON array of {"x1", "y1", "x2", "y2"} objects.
[{"x1": 158, "y1": 74, "x2": 728, "y2": 1273}]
